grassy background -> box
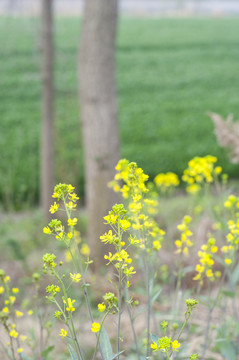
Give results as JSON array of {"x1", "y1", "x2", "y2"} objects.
[{"x1": 1, "y1": 16, "x2": 239, "y2": 209}]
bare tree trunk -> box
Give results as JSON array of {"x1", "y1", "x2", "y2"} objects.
[
  {"x1": 41, "y1": 0, "x2": 54, "y2": 219},
  {"x1": 79, "y1": 0, "x2": 120, "y2": 267}
]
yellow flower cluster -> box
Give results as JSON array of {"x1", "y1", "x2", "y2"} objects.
[
  {"x1": 64, "y1": 298, "x2": 76, "y2": 313},
  {"x1": 151, "y1": 336, "x2": 180, "y2": 353},
  {"x1": 224, "y1": 194, "x2": 239, "y2": 209},
  {"x1": 101, "y1": 204, "x2": 136, "y2": 284},
  {"x1": 221, "y1": 215, "x2": 239, "y2": 267},
  {"x1": 182, "y1": 155, "x2": 222, "y2": 194},
  {"x1": 219, "y1": 195, "x2": 239, "y2": 266},
  {"x1": 44, "y1": 184, "x2": 91, "y2": 262},
  {"x1": 109, "y1": 159, "x2": 149, "y2": 198},
  {"x1": 52, "y1": 183, "x2": 78, "y2": 202},
  {"x1": 175, "y1": 215, "x2": 193, "y2": 256},
  {"x1": 193, "y1": 238, "x2": 219, "y2": 282},
  {"x1": 154, "y1": 172, "x2": 179, "y2": 192},
  {"x1": 70, "y1": 273, "x2": 81, "y2": 283},
  {"x1": 0, "y1": 269, "x2": 32, "y2": 355},
  {"x1": 109, "y1": 160, "x2": 165, "y2": 253}
]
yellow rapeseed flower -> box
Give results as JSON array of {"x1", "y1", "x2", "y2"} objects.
[
  {"x1": 59, "y1": 329, "x2": 68, "y2": 338},
  {"x1": 68, "y1": 218, "x2": 78, "y2": 227},
  {"x1": 9, "y1": 296, "x2": 16, "y2": 304},
  {"x1": 225, "y1": 258, "x2": 232, "y2": 265},
  {"x1": 98, "y1": 303, "x2": 106, "y2": 312},
  {"x1": 20, "y1": 335, "x2": 27, "y2": 341},
  {"x1": 9, "y1": 329, "x2": 18, "y2": 338},
  {"x1": 70, "y1": 273, "x2": 81, "y2": 283},
  {"x1": 15, "y1": 310, "x2": 24, "y2": 318},
  {"x1": 64, "y1": 298, "x2": 76, "y2": 312},
  {"x1": 43, "y1": 226, "x2": 52, "y2": 234},
  {"x1": 91, "y1": 322, "x2": 101, "y2": 333},
  {"x1": 171, "y1": 340, "x2": 181, "y2": 350},
  {"x1": 80, "y1": 244, "x2": 90, "y2": 257},
  {"x1": 49, "y1": 202, "x2": 59, "y2": 214},
  {"x1": 12, "y1": 287, "x2": 19, "y2": 294}
]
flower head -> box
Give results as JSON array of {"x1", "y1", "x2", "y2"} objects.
[
  {"x1": 70, "y1": 273, "x2": 82, "y2": 283},
  {"x1": 59, "y1": 328, "x2": 68, "y2": 339},
  {"x1": 91, "y1": 322, "x2": 100, "y2": 333}
]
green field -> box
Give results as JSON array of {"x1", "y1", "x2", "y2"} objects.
[{"x1": 1, "y1": 16, "x2": 239, "y2": 209}]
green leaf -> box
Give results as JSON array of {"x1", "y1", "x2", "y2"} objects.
[
  {"x1": 81, "y1": 283, "x2": 90, "y2": 290},
  {"x1": 106, "y1": 351, "x2": 124, "y2": 360},
  {"x1": 99, "y1": 327, "x2": 124, "y2": 360},
  {"x1": 150, "y1": 288, "x2": 162, "y2": 308},
  {"x1": 68, "y1": 344, "x2": 78, "y2": 360},
  {"x1": 21, "y1": 353, "x2": 31, "y2": 360},
  {"x1": 100, "y1": 326, "x2": 114, "y2": 359},
  {"x1": 41, "y1": 345, "x2": 54, "y2": 358},
  {"x1": 232, "y1": 262, "x2": 239, "y2": 285},
  {"x1": 215, "y1": 340, "x2": 237, "y2": 360},
  {"x1": 124, "y1": 285, "x2": 130, "y2": 303},
  {"x1": 151, "y1": 334, "x2": 158, "y2": 343},
  {"x1": 181, "y1": 265, "x2": 193, "y2": 275},
  {"x1": 221, "y1": 289, "x2": 235, "y2": 298}
]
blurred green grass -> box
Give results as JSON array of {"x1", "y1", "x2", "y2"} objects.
[{"x1": 1, "y1": 16, "x2": 239, "y2": 209}]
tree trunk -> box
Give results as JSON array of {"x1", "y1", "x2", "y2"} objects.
[
  {"x1": 41, "y1": 0, "x2": 54, "y2": 219},
  {"x1": 79, "y1": 0, "x2": 120, "y2": 267}
]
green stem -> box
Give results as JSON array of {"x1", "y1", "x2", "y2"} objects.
[
  {"x1": 63, "y1": 196, "x2": 104, "y2": 359},
  {"x1": 54, "y1": 271, "x2": 84, "y2": 360},
  {"x1": 117, "y1": 268, "x2": 122, "y2": 360},
  {"x1": 92, "y1": 310, "x2": 110, "y2": 360},
  {"x1": 143, "y1": 250, "x2": 151, "y2": 358},
  {"x1": 125, "y1": 295, "x2": 141, "y2": 360},
  {"x1": 54, "y1": 299, "x2": 67, "y2": 323},
  {"x1": 175, "y1": 251, "x2": 183, "y2": 316},
  {"x1": 117, "y1": 218, "x2": 123, "y2": 360},
  {"x1": 201, "y1": 271, "x2": 226, "y2": 360},
  {"x1": 168, "y1": 311, "x2": 192, "y2": 358},
  {"x1": 166, "y1": 351, "x2": 171, "y2": 360}
]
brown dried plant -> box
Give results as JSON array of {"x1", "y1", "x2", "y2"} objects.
[{"x1": 208, "y1": 112, "x2": 239, "y2": 163}]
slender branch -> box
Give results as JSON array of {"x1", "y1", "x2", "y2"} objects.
[
  {"x1": 92, "y1": 310, "x2": 110, "y2": 360},
  {"x1": 142, "y1": 250, "x2": 151, "y2": 358},
  {"x1": 0, "y1": 339, "x2": 12, "y2": 360},
  {"x1": 201, "y1": 271, "x2": 226, "y2": 360},
  {"x1": 117, "y1": 268, "x2": 122, "y2": 360},
  {"x1": 62, "y1": 196, "x2": 104, "y2": 360},
  {"x1": 125, "y1": 297, "x2": 141, "y2": 360}
]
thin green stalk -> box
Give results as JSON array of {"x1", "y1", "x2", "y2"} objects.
[
  {"x1": 168, "y1": 312, "x2": 191, "y2": 359},
  {"x1": 54, "y1": 299, "x2": 67, "y2": 323},
  {"x1": 92, "y1": 310, "x2": 110, "y2": 360},
  {"x1": 125, "y1": 297, "x2": 141, "y2": 360},
  {"x1": 143, "y1": 250, "x2": 151, "y2": 358},
  {"x1": 54, "y1": 271, "x2": 84, "y2": 360},
  {"x1": 63, "y1": 197, "x2": 105, "y2": 359},
  {"x1": 63, "y1": 197, "x2": 94, "y2": 323},
  {"x1": 0, "y1": 339, "x2": 12, "y2": 360},
  {"x1": 9, "y1": 336, "x2": 17, "y2": 360},
  {"x1": 38, "y1": 314, "x2": 44, "y2": 360},
  {"x1": 117, "y1": 268, "x2": 122, "y2": 360},
  {"x1": 117, "y1": 217, "x2": 123, "y2": 360},
  {"x1": 201, "y1": 271, "x2": 226, "y2": 360},
  {"x1": 175, "y1": 251, "x2": 183, "y2": 315},
  {"x1": 166, "y1": 352, "x2": 171, "y2": 360},
  {"x1": 228, "y1": 270, "x2": 239, "y2": 321}
]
